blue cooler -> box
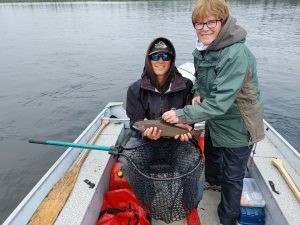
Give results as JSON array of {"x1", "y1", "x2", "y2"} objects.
[
  {"x1": 238, "y1": 178, "x2": 265, "y2": 225},
  {"x1": 237, "y1": 207, "x2": 265, "y2": 225}
]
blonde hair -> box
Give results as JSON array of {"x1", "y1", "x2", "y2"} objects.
[{"x1": 192, "y1": 0, "x2": 229, "y2": 25}]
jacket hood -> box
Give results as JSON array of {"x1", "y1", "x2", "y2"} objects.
[
  {"x1": 142, "y1": 37, "x2": 177, "y2": 94},
  {"x1": 207, "y1": 16, "x2": 247, "y2": 51}
]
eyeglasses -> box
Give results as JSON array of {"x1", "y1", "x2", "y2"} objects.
[
  {"x1": 194, "y1": 20, "x2": 221, "y2": 30},
  {"x1": 149, "y1": 52, "x2": 172, "y2": 61}
]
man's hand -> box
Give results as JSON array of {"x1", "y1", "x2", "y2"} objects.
[{"x1": 162, "y1": 110, "x2": 179, "y2": 124}]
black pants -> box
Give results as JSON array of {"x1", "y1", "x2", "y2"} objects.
[{"x1": 204, "y1": 131, "x2": 252, "y2": 225}]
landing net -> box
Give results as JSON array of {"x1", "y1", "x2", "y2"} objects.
[{"x1": 118, "y1": 138, "x2": 204, "y2": 224}]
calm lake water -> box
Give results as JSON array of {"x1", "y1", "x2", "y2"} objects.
[{"x1": 0, "y1": 0, "x2": 299, "y2": 222}]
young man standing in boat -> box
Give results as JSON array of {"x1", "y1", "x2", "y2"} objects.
[
  {"x1": 162, "y1": 0, "x2": 265, "y2": 225},
  {"x1": 126, "y1": 37, "x2": 203, "y2": 225}
]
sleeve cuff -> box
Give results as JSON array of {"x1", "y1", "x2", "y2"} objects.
[
  {"x1": 176, "y1": 109, "x2": 186, "y2": 122},
  {"x1": 193, "y1": 91, "x2": 200, "y2": 97}
]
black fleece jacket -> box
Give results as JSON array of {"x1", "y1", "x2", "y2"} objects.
[{"x1": 126, "y1": 37, "x2": 193, "y2": 128}]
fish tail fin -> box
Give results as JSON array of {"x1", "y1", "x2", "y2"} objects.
[{"x1": 192, "y1": 129, "x2": 203, "y2": 141}]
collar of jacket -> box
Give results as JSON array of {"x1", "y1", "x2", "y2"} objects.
[{"x1": 193, "y1": 49, "x2": 220, "y2": 65}]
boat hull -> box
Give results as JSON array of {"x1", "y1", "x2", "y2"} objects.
[{"x1": 4, "y1": 63, "x2": 300, "y2": 225}]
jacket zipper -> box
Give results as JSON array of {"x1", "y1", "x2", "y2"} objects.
[{"x1": 160, "y1": 95, "x2": 163, "y2": 116}]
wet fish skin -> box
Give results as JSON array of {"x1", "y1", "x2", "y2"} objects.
[{"x1": 132, "y1": 119, "x2": 202, "y2": 140}]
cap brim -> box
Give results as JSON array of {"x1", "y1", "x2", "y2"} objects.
[{"x1": 148, "y1": 50, "x2": 173, "y2": 55}]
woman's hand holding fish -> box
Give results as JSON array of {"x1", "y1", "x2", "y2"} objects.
[
  {"x1": 175, "y1": 133, "x2": 192, "y2": 142},
  {"x1": 174, "y1": 123, "x2": 193, "y2": 142},
  {"x1": 162, "y1": 110, "x2": 179, "y2": 124},
  {"x1": 143, "y1": 126, "x2": 162, "y2": 140}
]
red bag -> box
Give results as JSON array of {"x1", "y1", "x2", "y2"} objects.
[
  {"x1": 109, "y1": 162, "x2": 132, "y2": 190},
  {"x1": 96, "y1": 189, "x2": 150, "y2": 225},
  {"x1": 197, "y1": 132, "x2": 205, "y2": 161}
]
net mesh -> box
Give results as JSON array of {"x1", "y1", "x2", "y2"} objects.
[{"x1": 118, "y1": 138, "x2": 204, "y2": 223}]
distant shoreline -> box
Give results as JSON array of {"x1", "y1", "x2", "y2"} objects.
[{"x1": 0, "y1": 0, "x2": 146, "y2": 3}]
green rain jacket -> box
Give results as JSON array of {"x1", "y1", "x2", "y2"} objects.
[{"x1": 176, "y1": 16, "x2": 265, "y2": 148}]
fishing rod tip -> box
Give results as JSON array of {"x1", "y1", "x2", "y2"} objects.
[{"x1": 28, "y1": 139, "x2": 45, "y2": 144}]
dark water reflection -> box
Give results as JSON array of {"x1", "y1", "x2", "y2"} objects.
[{"x1": 0, "y1": 0, "x2": 299, "y2": 223}]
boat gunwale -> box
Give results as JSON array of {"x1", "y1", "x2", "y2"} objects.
[
  {"x1": 263, "y1": 119, "x2": 300, "y2": 172},
  {"x1": 3, "y1": 102, "x2": 125, "y2": 225}
]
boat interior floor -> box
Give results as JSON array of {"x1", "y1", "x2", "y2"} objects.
[{"x1": 152, "y1": 189, "x2": 221, "y2": 225}]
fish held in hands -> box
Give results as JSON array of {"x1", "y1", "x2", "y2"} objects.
[{"x1": 132, "y1": 119, "x2": 202, "y2": 140}]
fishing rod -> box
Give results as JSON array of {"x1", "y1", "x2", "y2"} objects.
[
  {"x1": 28, "y1": 139, "x2": 112, "y2": 151},
  {"x1": 28, "y1": 139, "x2": 153, "y2": 152}
]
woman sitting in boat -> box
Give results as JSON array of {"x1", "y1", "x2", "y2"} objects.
[
  {"x1": 125, "y1": 37, "x2": 203, "y2": 224},
  {"x1": 162, "y1": 0, "x2": 265, "y2": 225},
  {"x1": 126, "y1": 37, "x2": 193, "y2": 141}
]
